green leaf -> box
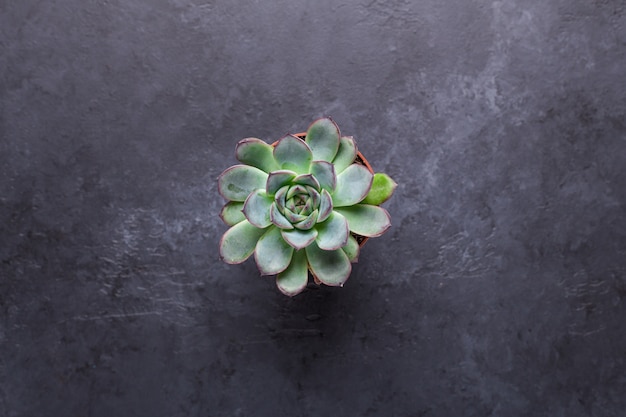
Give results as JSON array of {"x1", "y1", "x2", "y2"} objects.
[
  {"x1": 235, "y1": 138, "x2": 279, "y2": 172},
  {"x1": 274, "y1": 185, "x2": 289, "y2": 211},
  {"x1": 254, "y1": 226, "x2": 293, "y2": 275},
  {"x1": 242, "y1": 190, "x2": 273, "y2": 228},
  {"x1": 219, "y1": 201, "x2": 245, "y2": 226},
  {"x1": 270, "y1": 203, "x2": 294, "y2": 229},
  {"x1": 293, "y1": 173, "x2": 320, "y2": 190},
  {"x1": 219, "y1": 220, "x2": 266, "y2": 264},
  {"x1": 266, "y1": 170, "x2": 296, "y2": 196},
  {"x1": 310, "y1": 161, "x2": 336, "y2": 192},
  {"x1": 299, "y1": 193, "x2": 314, "y2": 214},
  {"x1": 218, "y1": 165, "x2": 268, "y2": 202},
  {"x1": 362, "y1": 173, "x2": 397, "y2": 205},
  {"x1": 305, "y1": 242, "x2": 351, "y2": 287},
  {"x1": 341, "y1": 235, "x2": 360, "y2": 262},
  {"x1": 315, "y1": 212, "x2": 349, "y2": 250},
  {"x1": 305, "y1": 186, "x2": 321, "y2": 209},
  {"x1": 299, "y1": 195, "x2": 317, "y2": 214},
  {"x1": 334, "y1": 205, "x2": 391, "y2": 237},
  {"x1": 283, "y1": 207, "x2": 306, "y2": 223},
  {"x1": 332, "y1": 136, "x2": 357, "y2": 173},
  {"x1": 286, "y1": 184, "x2": 308, "y2": 200},
  {"x1": 332, "y1": 164, "x2": 373, "y2": 207},
  {"x1": 317, "y1": 189, "x2": 334, "y2": 223},
  {"x1": 281, "y1": 228, "x2": 318, "y2": 250},
  {"x1": 273, "y1": 135, "x2": 312, "y2": 174},
  {"x1": 305, "y1": 117, "x2": 340, "y2": 162},
  {"x1": 276, "y1": 250, "x2": 309, "y2": 296},
  {"x1": 294, "y1": 209, "x2": 318, "y2": 230}
]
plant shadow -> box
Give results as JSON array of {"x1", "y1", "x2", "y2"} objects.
[{"x1": 265, "y1": 281, "x2": 357, "y2": 350}]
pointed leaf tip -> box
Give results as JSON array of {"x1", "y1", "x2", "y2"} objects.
[
  {"x1": 305, "y1": 117, "x2": 340, "y2": 162},
  {"x1": 334, "y1": 205, "x2": 391, "y2": 237},
  {"x1": 242, "y1": 190, "x2": 273, "y2": 228},
  {"x1": 235, "y1": 138, "x2": 279, "y2": 172},
  {"x1": 310, "y1": 161, "x2": 336, "y2": 192},
  {"x1": 270, "y1": 203, "x2": 294, "y2": 229},
  {"x1": 281, "y1": 228, "x2": 318, "y2": 250},
  {"x1": 341, "y1": 235, "x2": 360, "y2": 263},
  {"x1": 266, "y1": 170, "x2": 297, "y2": 196},
  {"x1": 317, "y1": 189, "x2": 334, "y2": 223},
  {"x1": 273, "y1": 135, "x2": 312, "y2": 174},
  {"x1": 315, "y1": 212, "x2": 349, "y2": 250},
  {"x1": 332, "y1": 164, "x2": 373, "y2": 207},
  {"x1": 276, "y1": 250, "x2": 309, "y2": 296},
  {"x1": 332, "y1": 136, "x2": 358, "y2": 173},
  {"x1": 305, "y1": 242, "x2": 351, "y2": 287},
  {"x1": 218, "y1": 165, "x2": 268, "y2": 202},
  {"x1": 220, "y1": 201, "x2": 245, "y2": 226},
  {"x1": 254, "y1": 226, "x2": 293, "y2": 275},
  {"x1": 220, "y1": 220, "x2": 266, "y2": 264}
]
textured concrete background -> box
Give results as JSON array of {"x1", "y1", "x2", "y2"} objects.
[{"x1": 1, "y1": 0, "x2": 625, "y2": 416}]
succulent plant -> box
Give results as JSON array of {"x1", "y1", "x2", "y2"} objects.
[{"x1": 218, "y1": 117, "x2": 396, "y2": 296}]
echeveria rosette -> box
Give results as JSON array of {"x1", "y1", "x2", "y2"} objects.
[{"x1": 218, "y1": 117, "x2": 396, "y2": 296}]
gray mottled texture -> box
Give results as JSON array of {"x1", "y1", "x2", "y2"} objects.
[{"x1": 1, "y1": 0, "x2": 625, "y2": 416}]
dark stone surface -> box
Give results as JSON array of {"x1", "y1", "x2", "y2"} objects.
[{"x1": 1, "y1": 0, "x2": 625, "y2": 416}]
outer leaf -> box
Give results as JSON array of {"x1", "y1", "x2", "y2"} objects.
[
  {"x1": 305, "y1": 117, "x2": 340, "y2": 162},
  {"x1": 235, "y1": 138, "x2": 279, "y2": 172},
  {"x1": 305, "y1": 242, "x2": 351, "y2": 287},
  {"x1": 219, "y1": 201, "x2": 245, "y2": 226},
  {"x1": 254, "y1": 226, "x2": 293, "y2": 275},
  {"x1": 218, "y1": 165, "x2": 268, "y2": 202},
  {"x1": 242, "y1": 190, "x2": 273, "y2": 228},
  {"x1": 276, "y1": 250, "x2": 309, "y2": 296},
  {"x1": 273, "y1": 135, "x2": 312, "y2": 174},
  {"x1": 315, "y1": 212, "x2": 349, "y2": 250},
  {"x1": 266, "y1": 170, "x2": 296, "y2": 196},
  {"x1": 310, "y1": 161, "x2": 336, "y2": 192},
  {"x1": 219, "y1": 220, "x2": 266, "y2": 264},
  {"x1": 317, "y1": 189, "x2": 334, "y2": 223},
  {"x1": 334, "y1": 205, "x2": 391, "y2": 237},
  {"x1": 362, "y1": 173, "x2": 397, "y2": 205},
  {"x1": 270, "y1": 203, "x2": 294, "y2": 229},
  {"x1": 341, "y1": 235, "x2": 360, "y2": 262},
  {"x1": 332, "y1": 164, "x2": 373, "y2": 207},
  {"x1": 332, "y1": 136, "x2": 357, "y2": 173},
  {"x1": 281, "y1": 228, "x2": 318, "y2": 250}
]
